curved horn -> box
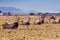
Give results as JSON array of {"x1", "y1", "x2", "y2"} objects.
[
  {"x1": 28, "y1": 16, "x2": 30, "y2": 20},
  {"x1": 15, "y1": 15, "x2": 20, "y2": 21}
]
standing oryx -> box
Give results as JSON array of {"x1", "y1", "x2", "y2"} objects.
[
  {"x1": 49, "y1": 16, "x2": 56, "y2": 21},
  {"x1": 48, "y1": 16, "x2": 60, "y2": 24},
  {"x1": 2, "y1": 16, "x2": 21, "y2": 29}
]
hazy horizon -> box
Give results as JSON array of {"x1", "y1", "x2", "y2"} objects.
[{"x1": 0, "y1": 0, "x2": 60, "y2": 13}]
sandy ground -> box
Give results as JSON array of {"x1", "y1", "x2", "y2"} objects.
[{"x1": 0, "y1": 16, "x2": 60, "y2": 40}]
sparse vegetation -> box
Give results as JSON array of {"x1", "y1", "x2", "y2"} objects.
[
  {"x1": 0, "y1": 15, "x2": 60, "y2": 40},
  {"x1": 29, "y1": 13, "x2": 35, "y2": 15}
]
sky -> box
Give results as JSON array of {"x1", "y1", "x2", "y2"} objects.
[{"x1": 0, "y1": 0, "x2": 60, "y2": 13}]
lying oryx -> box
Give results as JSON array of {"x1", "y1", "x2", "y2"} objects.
[
  {"x1": 2, "y1": 21, "x2": 19, "y2": 29},
  {"x1": 22, "y1": 20, "x2": 30, "y2": 25},
  {"x1": 22, "y1": 17, "x2": 30, "y2": 26},
  {"x1": 34, "y1": 19, "x2": 44, "y2": 25},
  {"x1": 2, "y1": 16, "x2": 21, "y2": 29},
  {"x1": 52, "y1": 19, "x2": 60, "y2": 24}
]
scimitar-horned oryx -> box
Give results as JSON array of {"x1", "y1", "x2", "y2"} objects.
[{"x1": 2, "y1": 16, "x2": 21, "y2": 29}]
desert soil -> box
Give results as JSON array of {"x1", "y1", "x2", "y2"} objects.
[{"x1": 0, "y1": 16, "x2": 60, "y2": 40}]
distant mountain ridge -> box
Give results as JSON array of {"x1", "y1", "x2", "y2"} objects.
[
  {"x1": 0, "y1": 7, "x2": 60, "y2": 15},
  {"x1": 0, "y1": 7, "x2": 30, "y2": 15}
]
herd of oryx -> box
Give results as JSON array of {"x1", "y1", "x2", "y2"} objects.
[{"x1": 2, "y1": 15, "x2": 60, "y2": 29}]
